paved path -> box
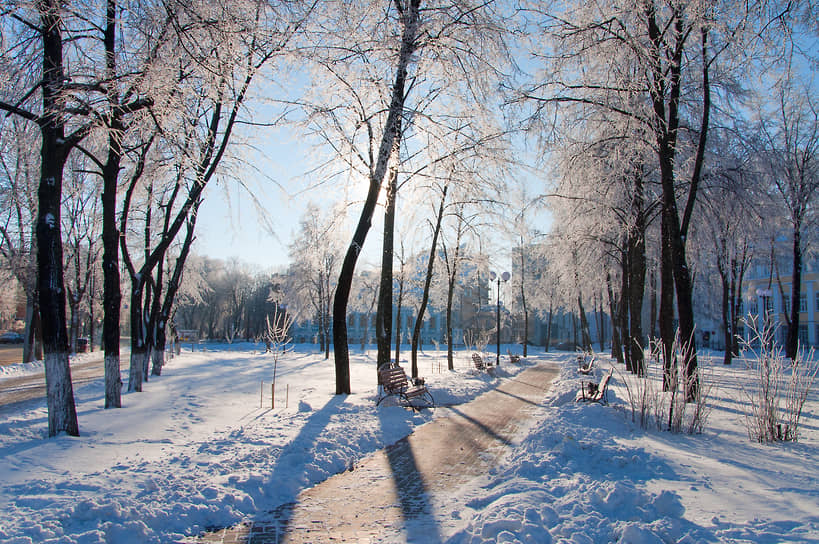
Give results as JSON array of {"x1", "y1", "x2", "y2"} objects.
[{"x1": 189, "y1": 362, "x2": 559, "y2": 544}]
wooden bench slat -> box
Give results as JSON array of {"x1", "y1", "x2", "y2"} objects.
[
  {"x1": 377, "y1": 364, "x2": 434, "y2": 409},
  {"x1": 576, "y1": 368, "x2": 613, "y2": 404}
]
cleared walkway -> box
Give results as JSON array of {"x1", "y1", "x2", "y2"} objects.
[{"x1": 190, "y1": 362, "x2": 559, "y2": 544}]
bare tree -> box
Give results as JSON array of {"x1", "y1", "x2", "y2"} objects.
[
  {"x1": 0, "y1": 119, "x2": 42, "y2": 363},
  {"x1": 0, "y1": 1, "x2": 109, "y2": 436},
  {"x1": 517, "y1": 0, "x2": 778, "y2": 399},
  {"x1": 62, "y1": 156, "x2": 101, "y2": 354},
  {"x1": 752, "y1": 67, "x2": 818, "y2": 360},
  {"x1": 288, "y1": 203, "x2": 344, "y2": 359}
]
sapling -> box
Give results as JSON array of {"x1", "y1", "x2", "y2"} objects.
[{"x1": 262, "y1": 303, "x2": 294, "y2": 408}]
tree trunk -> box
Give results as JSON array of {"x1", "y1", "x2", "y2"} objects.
[
  {"x1": 445, "y1": 217, "x2": 464, "y2": 371},
  {"x1": 649, "y1": 267, "x2": 658, "y2": 344},
  {"x1": 785, "y1": 225, "x2": 801, "y2": 360},
  {"x1": 596, "y1": 293, "x2": 605, "y2": 352},
  {"x1": 411, "y1": 185, "x2": 447, "y2": 378},
  {"x1": 38, "y1": 2, "x2": 79, "y2": 437},
  {"x1": 731, "y1": 253, "x2": 747, "y2": 358},
  {"x1": 128, "y1": 282, "x2": 147, "y2": 392},
  {"x1": 445, "y1": 279, "x2": 455, "y2": 370},
  {"x1": 23, "y1": 296, "x2": 43, "y2": 363},
  {"x1": 578, "y1": 295, "x2": 592, "y2": 352},
  {"x1": 102, "y1": 0, "x2": 124, "y2": 408},
  {"x1": 544, "y1": 301, "x2": 553, "y2": 352},
  {"x1": 659, "y1": 215, "x2": 676, "y2": 391},
  {"x1": 332, "y1": 0, "x2": 420, "y2": 394},
  {"x1": 68, "y1": 296, "x2": 80, "y2": 354},
  {"x1": 520, "y1": 245, "x2": 528, "y2": 357},
  {"x1": 607, "y1": 272, "x2": 623, "y2": 364},
  {"x1": 619, "y1": 249, "x2": 631, "y2": 371},
  {"x1": 87, "y1": 272, "x2": 96, "y2": 352},
  {"x1": 627, "y1": 167, "x2": 647, "y2": 375},
  {"x1": 572, "y1": 313, "x2": 578, "y2": 351},
  {"x1": 394, "y1": 275, "x2": 405, "y2": 365},
  {"x1": 647, "y1": 5, "x2": 701, "y2": 402},
  {"x1": 376, "y1": 164, "x2": 399, "y2": 369},
  {"x1": 721, "y1": 273, "x2": 732, "y2": 365}
]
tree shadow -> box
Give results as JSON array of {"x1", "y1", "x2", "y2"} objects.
[{"x1": 377, "y1": 408, "x2": 444, "y2": 543}]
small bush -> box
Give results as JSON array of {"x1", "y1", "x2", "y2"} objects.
[
  {"x1": 617, "y1": 334, "x2": 713, "y2": 435},
  {"x1": 740, "y1": 318, "x2": 818, "y2": 443}
]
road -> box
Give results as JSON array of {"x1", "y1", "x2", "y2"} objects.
[
  {"x1": 0, "y1": 344, "x2": 25, "y2": 366},
  {"x1": 0, "y1": 347, "x2": 130, "y2": 407}
]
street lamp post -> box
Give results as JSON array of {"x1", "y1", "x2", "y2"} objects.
[{"x1": 490, "y1": 271, "x2": 510, "y2": 366}]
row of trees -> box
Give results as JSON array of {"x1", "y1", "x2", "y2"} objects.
[
  {"x1": 524, "y1": 0, "x2": 818, "y2": 396},
  {"x1": 0, "y1": 0, "x2": 313, "y2": 436}
]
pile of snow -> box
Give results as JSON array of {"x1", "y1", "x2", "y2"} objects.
[
  {"x1": 0, "y1": 345, "x2": 817, "y2": 543},
  {"x1": 443, "y1": 353, "x2": 819, "y2": 543},
  {"x1": 0, "y1": 360, "x2": 45, "y2": 379},
  {"x1": 0, "y1": 350, "x2": 100, "y2": 380}
]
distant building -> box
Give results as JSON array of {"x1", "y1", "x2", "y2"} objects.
[{"x1": 743, "y1": 256, "x2": 819, "y2": 348}]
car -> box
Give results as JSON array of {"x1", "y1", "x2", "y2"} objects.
[{"x1": 0, "y1": 331, "x2": 24, "y2": 344}]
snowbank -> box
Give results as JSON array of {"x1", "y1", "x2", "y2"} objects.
[
  {"x1": 443, "y1": 354, "x2": 819, "y2": 543},
  {"x1": 0, "y1": 346, "x2": 817, "y2": 543},
  {"x1": 0, "y1": 345, "x2": 529, "y2": 543}
]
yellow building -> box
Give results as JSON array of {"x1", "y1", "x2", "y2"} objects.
[{"x1": 745, "y1": 259, "x2": 819, "y2": 348}]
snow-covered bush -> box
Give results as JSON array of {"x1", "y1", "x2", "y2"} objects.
[
  {"x1": 617, "y1": 339, "x2": 713, "y2": 434},
  {"x1": 464, "y1": 329, "x2": 490, "y2": 359},
  {"x1": 740, "y1": 319, "x2": 818, "y2": 443}
]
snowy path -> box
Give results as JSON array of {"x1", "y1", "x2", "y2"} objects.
[{"x1": 189, "y1": 363, "x2": 559, "y2": 543}]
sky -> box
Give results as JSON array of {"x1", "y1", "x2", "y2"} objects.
[
  {"x1": 192, "y1": 125, "x2": 553, "y2": 275},
  {"x1": 193, "y1": 120, "x2": 392, "y2": 273},
  {"x1": 194, "y1": 124, "x2": 312, "y2": 271}
]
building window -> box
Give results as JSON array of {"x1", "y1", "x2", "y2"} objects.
[
  {"x1": 815, "y1": 292, "x2": 819, "y2": 312},
  {"x1": 750, "y1": 299, "x2": 758, "y2": 315},
  {"x1": 765, "y1": 296, "x2": 774, "y2": 313},
  {"x1": 783, "y1": 296, "x2": 790, "y2": 314},
  {"x1": 798, "y1": 324, "x2": 808, "y2": 346},
  {"x1": 799, "y1": 294, "x2": 807, "y2": 313}
]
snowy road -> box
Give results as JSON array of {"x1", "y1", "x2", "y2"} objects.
[
  {"x1": 0, "y1": 351, "x2": 129, "y2": 407},
  {"x1": 191, "y1": 362, "x2": 560, "y2": 543}
]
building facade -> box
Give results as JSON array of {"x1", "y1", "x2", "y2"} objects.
[{"x1": 743, "y1": 257, "x2": 819, "y2": 348}]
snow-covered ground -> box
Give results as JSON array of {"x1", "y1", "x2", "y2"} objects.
[{"x1": 0, "y1": 344, "x2": 816, "y2": 543}]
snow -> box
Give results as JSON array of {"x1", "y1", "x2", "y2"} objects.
[
  {"x1": 0, "y1": 361, "x2": 45, "y2": 379},
  {"x1": 0, "y1": 345, "x2": 817, "y2": 543}
]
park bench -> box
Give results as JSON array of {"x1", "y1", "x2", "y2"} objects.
[
  {"x1": 577, "y1": 354, "x2": 594, "y2": 375},
  {"x1": 576, "y1": 368, "x2": 613, "y2": 405},
  {"x1": 472, "y1": 352, "x2": 492, "y2": 371},
  {"x1": 377, "y1": 364, "x2": 434, "y2": 409},
  {"x1": 507, "y1": 349, "x2": 521, "y2": 364}
]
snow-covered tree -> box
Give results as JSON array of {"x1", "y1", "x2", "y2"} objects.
[
  {"x1": 287, "y1": 202, "x2": 345, "y2": 359},
  {"x1": 750, "y1": 64, "x2": 818, "y2": 360}
]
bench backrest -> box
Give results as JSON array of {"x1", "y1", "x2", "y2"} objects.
[
  {"x1": 596, "y1": 370, "x2": 613, "y2": 397},
  {"x1": 472, "y1": 353, "x2": 485, "y2": 369},
  {"x1": 379, "y1": 366, "x2": 408, "y2": 392}
]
